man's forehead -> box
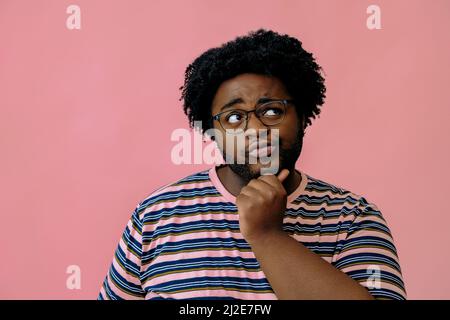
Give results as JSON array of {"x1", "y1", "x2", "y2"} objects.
[
  {"x1": 212, "y1": 77, "x2": 286, "y2": 110},
  {"x1": 219, "y1": 76, "x2": 281, "y2": 95}
]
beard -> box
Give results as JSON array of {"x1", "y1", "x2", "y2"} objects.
[{"x1": 224, "y1": 127, "x2": 304, "y2": 183}]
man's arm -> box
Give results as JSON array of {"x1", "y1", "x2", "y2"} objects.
[
  {"x1": 248, "y1": 230, "x2": 374, "y2": 299},
  {"x1": 236, "y1": 169, "x2": 375, "y2": 300},
  {"x1": 98, "y1": 204, "x2": 146, "y2": 300}
]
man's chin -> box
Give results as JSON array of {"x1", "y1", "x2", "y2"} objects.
[
  {"x1": 245, "y1": 163, "x2": 264, "y2": 177},
  {"x1": 250, "y1": 162, "x2": 282, "y2": 176},
  {"x1": 228, "y1": 161, "x2": 282, "y2": 182}
]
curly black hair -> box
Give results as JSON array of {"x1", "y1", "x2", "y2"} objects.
[{"x1": 179, "y1": 28, "x2": 326, "y2": 136}]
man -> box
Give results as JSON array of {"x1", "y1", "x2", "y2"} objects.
[{"x1": 98, "y1": 29, "x2": 406, "y2": 300}]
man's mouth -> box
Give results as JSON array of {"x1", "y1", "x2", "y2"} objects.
[
  {"x1": 249, "y1": 146, "x2": 275, "y2": 158},
  {"x1": 247, "y1": 140, "x2": 275, "y2": 159}
]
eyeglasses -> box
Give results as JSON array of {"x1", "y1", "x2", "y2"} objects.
[{"x1": 211, "y1": 99, "x2": 295, "y2": 132}]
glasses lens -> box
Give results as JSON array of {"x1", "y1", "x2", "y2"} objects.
[
  {"x1": 220, "y1": 110, "x2": 246, "y2": 130},
  {"x1": 256, "y1": 101, "x2": 286, "y2": 126}
]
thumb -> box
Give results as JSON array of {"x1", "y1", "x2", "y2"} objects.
[{"x1": 277, "y1": 169, "x2": 290, "y2": 183}]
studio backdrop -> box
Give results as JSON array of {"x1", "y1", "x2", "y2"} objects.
[{"x1": 0, "y1": 0, "x2": 449, "y2": 299}]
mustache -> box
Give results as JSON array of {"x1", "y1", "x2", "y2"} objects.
[
  {"x1": 247, "y1": 138, "x2": 270, "y2": 153},
  {"x1": 242, "y1": 139, "x2": 281, "y2": 157}
]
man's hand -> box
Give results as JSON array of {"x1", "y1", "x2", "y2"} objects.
[{"x1": 236, "y1": 169, "x2": 290, "y2": 245}]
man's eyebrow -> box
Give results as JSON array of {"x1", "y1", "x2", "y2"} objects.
[{"x1": 219, "y1": 96, "x2": 275, "y2": 112}]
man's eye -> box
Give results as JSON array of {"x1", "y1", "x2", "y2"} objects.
[
  {"x1": 226, "y1": 113, "x2": 243, "y2": 124},
  {"x1": 263, "y1": 108, "x2": 283, "y2": 117}
]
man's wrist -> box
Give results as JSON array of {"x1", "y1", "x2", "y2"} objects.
[{"x1": 245, "y1": 229, "x2": 289, "y2": 249}]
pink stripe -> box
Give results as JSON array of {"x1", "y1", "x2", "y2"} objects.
[
  {"x1": 105, "y1": 274, "x2": 142, "y2": 299},
  {"x1": 141, "y1": 180, "x2": 213, "y2": 203},
  {"x1": 143, "y1": 231, "x2": 245, "y2": 252},
  {"x1": 151, "y1": 288, "x2": 278, "y2": 300},
  {"x1": 153, "y1": 212, "x2": 239, "y2": 226},
  {"x1": 111, "y1": 255, "x2": 141, "y2": 286},
  {"x1": 283, "y1": 214, "x2": 356, "y2": 225},
  {"x1": 142, "y1": 194, "x2": 232, "y2": 215},
  {"x1": 149, "y1": 247, "x2": 257, "y2": 264},
  {"x1": 145, "y1": 269, "x2": 271, "y2": 287},
  {"x1": 339, "y1": 262, "x2": 403, "y2": 280}
]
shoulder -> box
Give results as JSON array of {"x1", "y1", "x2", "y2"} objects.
[
  {"x1": 303, "y1": 172, "x2": 383, "y2": 219},
  {"x1": 134, "y1": 168, "x2": 213, "y2": 220}
]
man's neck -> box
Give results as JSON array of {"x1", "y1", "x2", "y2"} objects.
[{"x1": 216, "y1": 164, "x2": 302, "y2": 197}]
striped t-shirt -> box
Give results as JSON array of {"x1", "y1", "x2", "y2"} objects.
[{"x1": 98, "y1": 165, "x2": 407, "y2": 300}]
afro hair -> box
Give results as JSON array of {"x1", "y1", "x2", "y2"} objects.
[{"x1": 179, "y1": 28, "x2": 326, "y2": 135}]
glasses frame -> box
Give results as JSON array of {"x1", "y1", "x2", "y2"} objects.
[{"x1": 211, "y1": 98, "x2": 295, "y2": 132}]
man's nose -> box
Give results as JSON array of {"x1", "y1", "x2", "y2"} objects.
[
  {"x1": 243, "y1": 113, "x2": 270, "y2": 146},
  {"x1": 245, "y1": 112, "x2": 267, "y2": 131}
]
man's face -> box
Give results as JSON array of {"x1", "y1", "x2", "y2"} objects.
[{"x1": 210, "y1": 73, "x2": 305, "y2": 182}]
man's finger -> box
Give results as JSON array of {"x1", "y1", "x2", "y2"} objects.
[
  {"x1": 276, "y1": 169, "x2": 290, "y2": 183},
  {"x1": 249, "y1": 178, "x2": 277, "y2": 195}
]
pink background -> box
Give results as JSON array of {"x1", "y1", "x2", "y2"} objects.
[{"x1": 1, "y1": 0, "x2": 449, "y2": 299}]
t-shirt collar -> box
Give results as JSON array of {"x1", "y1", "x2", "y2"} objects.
[{"x1": 208, "y1": 164, "x2": 307, "y2": 206}]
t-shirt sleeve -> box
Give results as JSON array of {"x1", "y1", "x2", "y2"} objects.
[
  {"x1": 98, "y1": 204, "x2": 146, "y2": 300},
  {"x1": 332, "y1": 199, "x2": 407, "y2": 300}
]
